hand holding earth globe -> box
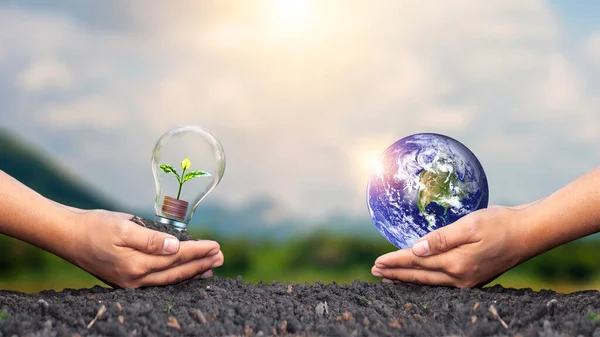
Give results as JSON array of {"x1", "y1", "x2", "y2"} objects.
[{"x1": 367, "y1": 133, "x2": 489, "y2": 249}]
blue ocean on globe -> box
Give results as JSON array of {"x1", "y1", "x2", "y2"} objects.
[{"x1": 366, "y1": 133, "x2": 489, "y2": 249}]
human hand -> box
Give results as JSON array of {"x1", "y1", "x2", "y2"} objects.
[
  {"x1": 63, "y1": 209, "x2": 224, "y2": 288},
  {"x1": 371, "y1": 205, "x2": 532, "y2": 288}
]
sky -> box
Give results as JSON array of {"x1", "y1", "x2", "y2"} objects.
[{"x1": 0, "y1": 0, "x2": 599, "y2": 221}]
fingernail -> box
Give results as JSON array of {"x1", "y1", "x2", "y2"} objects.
[
  {"x1": 382, "y1": 278, "x2": 394, "y2": 283},
  {"x1": 208, "y1": 248, "x2": 219, "y2": 256},
  {"x1": 163, "y1": 237, "x2": 180, "y2": 254},
  {"x1": 413, "y1": 240, "x2": 430, "y2": 256},
  {"x1": 211, "y1": 259, "x2": 223, "y2": 268},
  {"x1": 375, "y1": 263, "x2": 386, "y2": 269},
  {"x1": 372, "y1": 270, "x2": 383, "y2": 277}
]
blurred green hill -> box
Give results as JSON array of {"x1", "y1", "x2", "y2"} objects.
[
  {"x1": 0, "y1": 128, "x2": 599, "y2": 294},
  {"x1": 0, "y1": 128, "x2": 116, "y2": 211}
]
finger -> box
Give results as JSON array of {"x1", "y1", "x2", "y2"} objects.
[
  {"x1": 182, "y1": 269, "x2": 213, "y2": 284},
  {"x1": 137, "y1": 241, "x2": 221, "y2": 274},
  {"x1": 372, "y1": 266, "x2": 457, "y2": 287},
  {"x1": 190, "y1": 269, "x2": 214, "y2": 281},
  {"x1": 412, "y1": 217, "x2": 476, "y2": 257},
  {"x1": 117, "y1": 221, "x2": 181, "y2": 255},
  {"x1": 199, "y1": 269, "x2": 213, "y2": 279},
  {"x1": 375, "y1": 249, "x2": 446, "y2": 272},
  {"x1": 134, "y1": 253, "x2": 224, "y2": 287}
]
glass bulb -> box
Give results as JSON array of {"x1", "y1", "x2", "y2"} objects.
[{"x1": 151, "y1": 125, "x2": 226, "y2": 231}]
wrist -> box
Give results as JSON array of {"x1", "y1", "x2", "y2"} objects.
[
  {"x1": 508, "y1": 207, "x2": 542, "y2": 264},
  {"x1": 17, "y1": 199, "x2": 81, "y2": 261},
  {"x1": 51, "y1": 207, "x2": 85, "y2": 262},
  {"x1": 518, "y1": 167, "x2": 600, "y2": 256},
  {"x1": 517, "y1": 198, "x2": 588, "y2": 259}
]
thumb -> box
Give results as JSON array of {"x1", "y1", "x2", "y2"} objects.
[
  {"x1": 412, "y1": 220, "x2": 471, "y2": 257},
  {"x1": 120, "y1": 222, "x2": 180, "y2": 255}
]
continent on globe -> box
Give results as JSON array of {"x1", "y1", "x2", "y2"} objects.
[{"x1": 366, "y1": 133, "x2": 488, "y2": 249}]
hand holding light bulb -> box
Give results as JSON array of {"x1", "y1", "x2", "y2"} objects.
[
  {"x1": 76, "y1": 124, "x2": 228, "y2": 287},
  {"x1": 0, "y1": 170, "x2": 224, "y2": 289},
  {"x1": 67, "y1": 209, "x2": 225, "y2": 288},
  {"x1": 0, "y1": 124, "x2": 228, "y2": 288}
]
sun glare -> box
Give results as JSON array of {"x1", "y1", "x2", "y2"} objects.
[
  {"x1": 362, "y1": 152, "x2": 382, "y2": 177},
  {"x1": 352, "y1": 139, "x2": 390, "y2": 182},
  {"x1": 351, "y1": 149, "x2": 383, "y2": 194},
  {"x1": 267, "y1": 0, "x2": 314, "y2": 39}
]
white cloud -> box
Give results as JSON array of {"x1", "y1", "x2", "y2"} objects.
[
  {"x1": 17, "y1": 58, "x2": 72, "y2": 92},
  {"x1": 534, "y1": 55, "x2": 582, "y2": 113},
  {"x1": 39, "y1": 97, "x2": 126, "y2": 129},
  {"x1": 1, "y1": 1, "x2": 599, "y2": 219},
  {"x1": 587, "y1": 33, "x2": 600, "y2": 71}
]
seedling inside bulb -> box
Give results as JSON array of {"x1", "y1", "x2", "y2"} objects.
[
  {"x1": 159, "y1": 158, "x2": 211, "y2": 223},
  {"x1": 152, "y1": 124, "x2": 226, "y2": 231},
  {"x1": 160, "y1": 158, "x2": 211, "y2": 200}
]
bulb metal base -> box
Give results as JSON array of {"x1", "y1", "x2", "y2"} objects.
[{"x1": 155, "y1": 215, "x2": 188, "y2": 231}]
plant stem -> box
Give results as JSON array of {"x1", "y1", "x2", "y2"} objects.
[
  {"x1": 177, "y1": 167, "x2": 186, "y2": 200},
  {"x1": 176, "y1": 183, "x2": 183, "y2": 200}
]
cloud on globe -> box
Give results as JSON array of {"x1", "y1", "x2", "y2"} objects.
[{"x1": 366, "y1": 133, "x2": 489, "y2": 249}]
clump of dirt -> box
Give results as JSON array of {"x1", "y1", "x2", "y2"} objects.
[{"x1": 0, "y1": 218, "x2": 598, "y2": 336}]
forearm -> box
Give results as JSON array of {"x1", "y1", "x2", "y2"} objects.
[
  {"x1": 522, "y1": 166, "x2": 600, "y2": 257},
  {"x1": 0, "y1": 170, "x2": 78, "y2": 257}
]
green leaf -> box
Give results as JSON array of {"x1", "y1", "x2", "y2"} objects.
[
  {"x1": 0, "y1": 311, "x2": 7, "y2": 322},
  {"x1": 160, "y1": 164, "x2": 182, "y2": 183},
  {"x1": 160, "y1": 164, "x2": 176, "y2": 174},
  {"x1": 183, "y1": 170, "x2": 211, "y2": 182},
  {"x1": 180, "y1": 158, "x2": 191, "y2": 171}
]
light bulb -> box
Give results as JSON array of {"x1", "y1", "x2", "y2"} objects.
[{"x1": 151, "y1": 125, "x2": 226, "y2": 231}]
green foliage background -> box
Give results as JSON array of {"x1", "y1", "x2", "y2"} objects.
[{"x1": 1, "y1": 226, "x2": 600, "y2": 294}]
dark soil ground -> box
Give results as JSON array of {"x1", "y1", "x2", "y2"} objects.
[{"x1": 0, "y1": 218, "x2": 599, "y2": 337}]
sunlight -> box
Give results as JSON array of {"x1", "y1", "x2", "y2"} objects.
[
  {"x1": 267, "y1": 0, "x2": 314, "y2": 39},
  {"x1": 350, "y1": 148, "x2": 383, "y2": 197},
  {"x1": 362, "y1": 151, "x2": 383, "y2": 177},
  {"x1": 273, "y1": 0, "x2": 311, "y2": 19},
  {"x1": 351, "y1": 138, "x2": 391, "y2": 186}
]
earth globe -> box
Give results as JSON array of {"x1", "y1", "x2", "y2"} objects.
[{"x1": 366, "y1": 133, "x2": 489, "y2": 249}]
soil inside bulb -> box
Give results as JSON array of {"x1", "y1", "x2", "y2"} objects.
[
  {"x1": 130, "y1": 216, "x2": 194, "y2": 241},
  {"x1": 161, "y1": 196, "x2": 189, "y2": 222}
]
